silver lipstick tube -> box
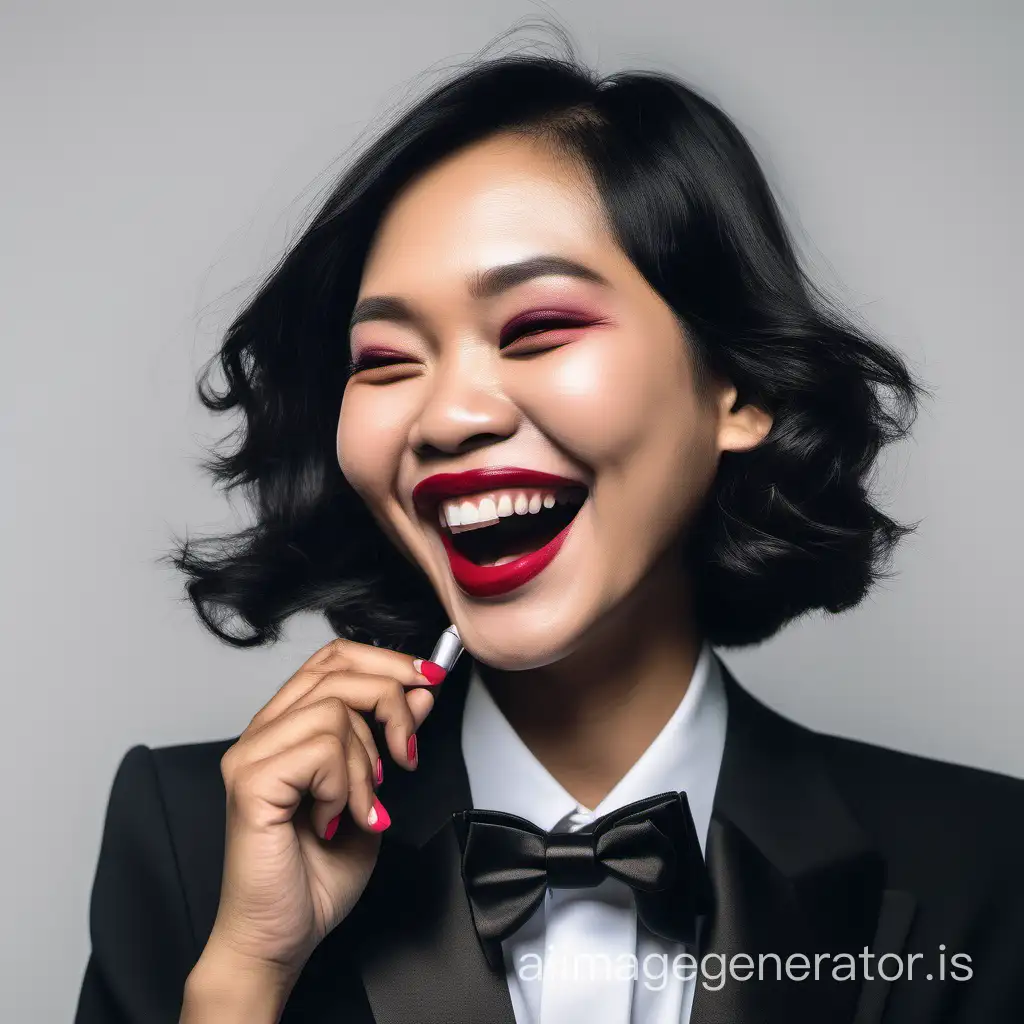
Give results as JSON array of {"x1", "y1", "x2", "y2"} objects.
[{"x1": 429, "y1": 625, "x2": 464, "y2": 674}]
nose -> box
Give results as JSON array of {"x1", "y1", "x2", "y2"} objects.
[{"x1": 407, "y1": 347, "x2": 519, "y2": 458}]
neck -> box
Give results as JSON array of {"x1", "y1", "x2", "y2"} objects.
[{"x1": 476, "y1": 558, "x2": 702, "y2": 810}]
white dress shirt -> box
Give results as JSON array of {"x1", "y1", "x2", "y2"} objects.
[{"x1": 461, "y1": 643, "x2": 728, "y2": 1024}]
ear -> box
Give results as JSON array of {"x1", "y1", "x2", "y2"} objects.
[{"x1": 714, "y1": 383, "x2": 773, "y2": 453}]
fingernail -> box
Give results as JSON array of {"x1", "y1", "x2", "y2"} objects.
[
  {"x1": 412, "y1": 659, "x2": 447, "y2": 686},
  {"x1": 367, "y1": 797, "x2": 391, "y2": 832},
  {"x1": 375, "y1": 757, "x2": 383, "y2": 786},
  {"x1": 407, "y1": 733, "x2": 418, "y2": 766},
  {"x1": 324, "y1": 813, "x2": 341, "y2": 841}
]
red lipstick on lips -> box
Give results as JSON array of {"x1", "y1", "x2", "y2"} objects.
[{"x1": 412, "y1": 468, "x2": 585, "y2": 598}]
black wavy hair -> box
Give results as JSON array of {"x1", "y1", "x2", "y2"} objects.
[{"x1": 171, "y1": 44, "x2": 923, "y2": 654}]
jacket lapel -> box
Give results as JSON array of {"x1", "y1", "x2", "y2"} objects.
[
  {"x1": 852, "y1": 889, "x2": 917, "y2": 1024},
  {"x1": 353, "y1": 656, "x2": 517, "y2": 1024},
  {"x1": 690, "y1": 664, "x2": 916, "y2": 1024}
]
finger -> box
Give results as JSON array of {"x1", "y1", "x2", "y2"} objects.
[
  {"x1": 316, "y1": 672, "x2": 419, "y2": 769},
  {"x1": 228, "y1": 731, "x2": 349, "y2": 839},
  {"x1": 341, "y1": 732, "x2": 383, "y2": 835},
  {"x1": 241, "y1": 674, "x2": 428, "y2": 771},
  {"x1": 346, "y1": 709, "x2": 382, "y2": 787},
  {"x1": 281, "y1": 671, "x2": 431, "y2": 769},
  {"x1": 405, "y1": 687, "x2": 435, "y2": 724},
  {"x1": 231, "y1": 697, "x2": 354, "y2": 768},
  {"x1": 243, "y1": 641, "x2": 348, "y2": 731},
  {"x1": 402, "y1": 688, "x2": 435, "y2": 771},
  {"x1": 312, "y1": 647, "x2": 446, "y2": 704},
  {"x1": 224, "y1": 704, "x2": 388, "y2": 836},
  {"x1": 249, "y1": 638, "x2": 438, "y2": 732},
  {"x1": 312, "y1": 637, "x2": 435, "y2": 686}
]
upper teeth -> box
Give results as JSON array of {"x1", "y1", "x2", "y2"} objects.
[{"x1": 440, "y1": 489, "x2": 570, "y2": 533}]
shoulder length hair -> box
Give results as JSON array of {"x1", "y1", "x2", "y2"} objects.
[{"x1": 172, "y1": 51, "x2": 923, "y2": 653}]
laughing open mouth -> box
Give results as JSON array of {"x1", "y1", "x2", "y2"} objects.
[
  {"x1": 411, "y1": 468, "x2": 589, "y2": 597},
  {"x1": 438, "y1": 487, "x2": 588, "y2": 567}
]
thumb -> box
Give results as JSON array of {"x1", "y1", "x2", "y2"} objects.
[{"x1": 405, "y1": 687, "x2": 435, "y2": 730}]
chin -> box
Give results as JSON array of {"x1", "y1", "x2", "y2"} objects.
[
  {"x1": 447, "y1": 581, "x2": 600, "y2": 672},
  {"x1": 457, "y1": 626, "x2": 579, "y2": 673}
]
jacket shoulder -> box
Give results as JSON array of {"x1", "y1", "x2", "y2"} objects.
[
  {"x1": 810, "y1": 725, "x2": 1024, "y2": 812},
  {"x1": 144, "y1": 736, "x2": 238, "y2": 947},
  {"x1": 807, "y1": 725, "x2": 1024, "y2": 880},
  {"x1": 75, "y1": 738, "x2": 238, "y2": 1023},
  {"x1": 146, "y1": 734, "x2": 237, "y2": 792}
]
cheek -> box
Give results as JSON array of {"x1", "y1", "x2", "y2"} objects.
[
  {"x1": 520, "y1": 330, "x2": 716, "y2": 552},
  {"x1": 336, "y1": 391, "x2": 406, "y2": 498},
  {"x1": 522, "y1": 331, "x2": 696, "y2": 465}
]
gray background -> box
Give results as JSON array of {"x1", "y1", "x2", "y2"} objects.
[{"x1": 2, "y1": 1, "x2": 1020, "y2": 1019}]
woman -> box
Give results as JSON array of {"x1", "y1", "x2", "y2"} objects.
[{"x1": 74, "y1": 50, "x2": 1024, "y2": 1024}]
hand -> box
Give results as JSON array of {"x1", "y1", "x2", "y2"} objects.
[{"x1": 199, "y1": 637, "x2": 441, "y2": 990}]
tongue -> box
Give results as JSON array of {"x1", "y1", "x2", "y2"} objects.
[{"x1": 482, "y1": 547, "x2": 544, "y2": 567}]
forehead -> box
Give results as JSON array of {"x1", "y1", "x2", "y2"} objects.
[{"x1": 359, "y1": 134, "x2": 609, "y2": 292}]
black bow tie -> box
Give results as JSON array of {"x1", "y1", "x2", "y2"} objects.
[{"x1": 454, "y1": 791, "x2": 713, "y2": 971}]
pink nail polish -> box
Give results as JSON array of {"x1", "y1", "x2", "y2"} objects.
[
  {"x1": 367, "y1": 797, "x2": 391, "y2": 832},
  {"x1": 324, "y1": 813, "x2": 341, "y2": 841},
  {"x1": 375, "y1": 757, "x2": 383, "y2": 786},
  {"x1": 413, "y1": 659, "x2": 447, "y2": 685},
  {"x1": 407, "y1": 734, "x2": 418, "y2": 765}
]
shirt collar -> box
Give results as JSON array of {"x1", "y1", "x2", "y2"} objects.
[{"x1": 460, "y1": 641, "x2": 727, "y2": 852}]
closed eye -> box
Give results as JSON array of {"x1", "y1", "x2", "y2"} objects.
[
  {"x1": 499, "y1": 315, "x2": 606, "y2": 352},
  {"x1": 346, "y1": 349, "x2": 416, "y2": 375},
  {"x1": 347, "y1": 314, "x2": 606, "y2": 375}
]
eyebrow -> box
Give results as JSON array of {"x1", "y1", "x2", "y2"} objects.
[{"x1": 348, "y1": 255, "x2": 610, "y2": 330}]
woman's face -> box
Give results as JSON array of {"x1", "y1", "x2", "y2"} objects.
[{"x1": 338, "y1": 133, "x2": 769, "y2": 669}]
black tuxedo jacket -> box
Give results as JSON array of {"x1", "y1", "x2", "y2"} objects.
[{"x1": 74, "y1": 657, "x2": 1024, "y2": 1023}]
